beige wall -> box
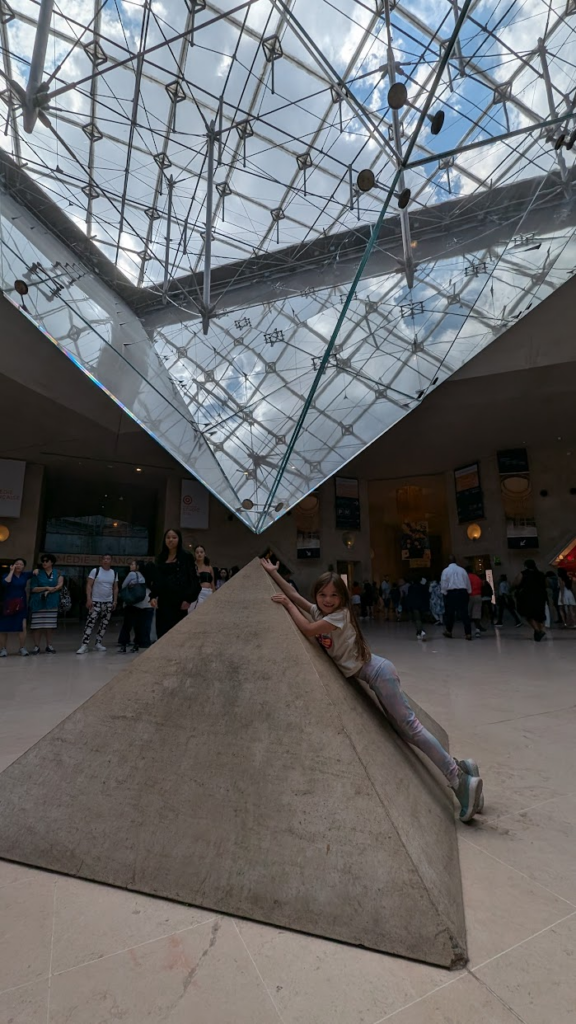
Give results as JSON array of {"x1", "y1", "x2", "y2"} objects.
[
  {"x1": 161, "y1": 477, "x2": 372, "y2": 597},
  {"x1": 446, "y1": 444, "x2": 576, "y2": 576},
  {"x1": 0, "y1": 463, "x2": 45, "y2": 567}
]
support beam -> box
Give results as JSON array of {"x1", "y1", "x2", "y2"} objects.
[
  {"x1": 23, "y1": 0, "x2": 55, "y2": 133},
  {"x1": 202, "y1": 123, "x2": 216, "y2": 334}
]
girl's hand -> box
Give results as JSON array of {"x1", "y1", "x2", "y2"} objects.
[
  {"x1": 271, "y1": 594, "x2": 291, "y2": 607},
  {"x1": 260, "y1": 558, "x2": 280, "y2": 574}
]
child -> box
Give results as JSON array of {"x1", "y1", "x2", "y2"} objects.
[{"x1": 261, "y1": 560, "x2": 484, "y2": 822}]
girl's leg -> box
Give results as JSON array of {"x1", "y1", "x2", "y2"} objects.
[
  {"x1": 357, "y1": 656, "x2": 459, "y2": 786},
  {"x1": 32, "y1": 629, "x2": 41, "y2": 648}
]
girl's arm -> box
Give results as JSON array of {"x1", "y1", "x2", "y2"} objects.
[
  {"x1": 260, "y1": 559, "x2": 313, "y2": 613},
  {"x1": 272, "y1": 594, "x2": 336, "y2": 638}
]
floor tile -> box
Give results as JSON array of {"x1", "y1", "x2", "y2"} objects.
[
  {"x1": 0, "y1": 859, "x2": 51, "y2": 889},
  {"x1": 381, "y1": 972, "x2": 525, "y2": 1024},
  {"x1": 235, "y1": 919, "x2": 446, "y2": 1024},
  {"x1": 458, "y1": 838, "x2": 572, "y2": 967},
  {"x1": 0, "y1": 875, "x2": 55, "y2": 991},
  {"x1": 0, "y1": 978, "x2": 48, "y2": 1024},
  {"x1": 466, "y1": 796, "x2": 576, "y2": 904},
  {"x1": 52, "y1": 876, "x2": 218, "y2": 973},
  {"x1": 49, "y1": 917, "x2": 279, "y2": 1024},
  {"x1": 475, "y1": 914, "x2": 576, "y2": 1024}
]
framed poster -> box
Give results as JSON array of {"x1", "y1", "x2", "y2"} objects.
[
  {"x1": 335, "y1": 477, "x2": 361, "y2": 530},
  {"x1": 180, "y1": 479, "x2": 209, "y2": 530},
  {"x1": 454, "y1": 463, "x2": 484, "y2": 523},
  {"x1": 497, "y1": 448, "x2": 538, "y2": 549},
  {"x1": 0, "y1": 459, "x2": 26, "y2": 518}
]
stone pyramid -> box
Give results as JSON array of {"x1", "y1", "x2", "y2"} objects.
[{"x1": 0, "y1": 559, "x2": 466, "y2": 967}]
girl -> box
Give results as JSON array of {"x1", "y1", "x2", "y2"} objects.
[
  {"x1": 261, "y1": 559, "x2": 484, "y2": 823},
  {"x1": 150, "y1": 529, "x2": 200, "y2": 638},
  {"x1": 189, "y1": 544, "x2": 215, "y2": 611}
]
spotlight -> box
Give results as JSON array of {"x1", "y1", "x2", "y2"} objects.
[
  {"x1": 386, "y1": 82, "x2": 445, "y2": 135},
  {"x1": 566, "y1": 128, "x2": 576, "y2": 151},
  {"x1": 241, "y1": 499, "x2": 254, "y2": 510},
  {"x1": 356, "y1": 169, "x2": 411, "y2": 210},
  {"x1": 14, "y1": 279, "x2": 28, "y2": 295}
]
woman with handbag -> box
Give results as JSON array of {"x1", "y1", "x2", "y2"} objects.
[
  {"x1": 118, "y1": 560, "x2": 146, "y2": 653},
  {"x1": 0, "y1": 558, "x2": 35, "y2": 657},
  {"x1": 29, "y1": 554, "x2": 64, "y2": 654}
]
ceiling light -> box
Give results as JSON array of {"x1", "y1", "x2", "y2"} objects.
[
  {"x1": 387, "y1": 82, "x2": 445, "y2": 134},
  {"x1": 136, "y1": 467, "x2": 142, "y2": 472}
]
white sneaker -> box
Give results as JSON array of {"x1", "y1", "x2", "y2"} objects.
[
  {"x1": 19, "y1": 647, "x2": 29, "y2": 656},
  {"x1": 0, "y1": 648, "x2": 7, "y2": 657},
  {"x1": 475, "y1": 629, "x2": 482, "y2": 638},
  {"x1": 94, "y1": 642, "x2": 107, "y2": 652},
  {"x1": 420, "y1": 630, "x2": 427, "y2": 640},
  {"x1": 76, "y1": 644, "x2": 89, "y2": 654}
]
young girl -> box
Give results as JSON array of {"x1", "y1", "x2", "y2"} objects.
[{"x1": 261, "y1": 560, "x2": 484, "y2": 823}]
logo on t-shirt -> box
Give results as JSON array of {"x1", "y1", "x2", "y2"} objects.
[{"x1": 316, "y1": 634, "x2": 333, "y2": 651}]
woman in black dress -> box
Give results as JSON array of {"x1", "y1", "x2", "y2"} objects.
[
  {"x1": 514, "y1": 559, "x2": 547, "y2": 642},
  {"x1": 149, "y1": 529, "x2": 200, "y2": 639}
]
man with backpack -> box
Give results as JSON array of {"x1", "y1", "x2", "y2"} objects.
[{"x1": 76, "y1": 554, "x2": 118, "y2": 654}]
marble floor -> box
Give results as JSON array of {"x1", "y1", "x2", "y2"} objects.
[{"x1": 0, "y1": 620, "x2": 575, "y2": 1024}]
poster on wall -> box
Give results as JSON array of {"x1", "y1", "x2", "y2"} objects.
[
  {"x1": 454, "y1": 463, "x2": 484, "y2": 523},
  {"x1": 400, "y1": 521, "x2": 431, "y2": 568},
  {"x1": 335, "y1": 477, "x2": 360, "y2": 530},
  {"x1": 0, "y1": 459, "x2": 26, "y2": 518},
  {"x1": 497, "y1": 448, "x2": 538, "y2": 549},
  {"x1": 180, "y1": 479, "x2": 209, "y2": 530},
  {"x1": 295, "y1": 494, "x2": 321, "y2": 560},
  {"x1": 297, "y1": 532, "x2": 321, "y2": 559}
]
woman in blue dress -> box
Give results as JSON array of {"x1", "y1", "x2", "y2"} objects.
[
  {"x1": 29, "y1": 554, "x2": 64, "y2": 654},
  {"x1": 0, "y1": 558, "x2": 35, "y2": 657}
]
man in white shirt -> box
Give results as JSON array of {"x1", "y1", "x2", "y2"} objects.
[
  {"x1": 440, "y1": 556, "x2": 472, "y2": 640},
  {"x1": 77, "y1": 554, "x2": 118, "y2": 654}
]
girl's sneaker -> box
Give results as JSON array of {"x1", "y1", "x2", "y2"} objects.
[
  {"x1": 31, "y1": 646, "x2": 41, "y2": 655},
  {"x1": 457, "y1": 758, "x2": 485, "y2": 812},
  {"x1": 19, "y1": 648, "x2": 29, "y2": 657},
  {"x1": 453, "y1": 769, "x2": 483, "y2": 822},
  {"x1": 45, "y1": 646, "x2": 56, "y2": 654}
]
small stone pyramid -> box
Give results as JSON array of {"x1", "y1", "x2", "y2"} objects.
[{"x1": 0, "y1": 559, "x2": 466, "y2": 967}]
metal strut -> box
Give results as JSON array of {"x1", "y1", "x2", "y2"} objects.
[
  {"x1": 201, "y1": 121, "x2": 216, "y2": 334},
  {"x1": 23, "y1": 0, "x2": 55, "y2": 133}
]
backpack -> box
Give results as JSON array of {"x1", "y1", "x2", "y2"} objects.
[{"x1": 59, "y1": 583, "x2": 72, "y2": 614}]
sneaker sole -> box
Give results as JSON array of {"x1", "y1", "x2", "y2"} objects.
[
  {"x1": 458, "y1": 759, "x2": 485, "y2": 813},
  {"x1": 460, "y1": 776, "x2": 483, "y2": 823}
]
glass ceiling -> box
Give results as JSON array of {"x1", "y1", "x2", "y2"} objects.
[{"x1": 1, "y1": 0, "x2": 575, "y2": 531}]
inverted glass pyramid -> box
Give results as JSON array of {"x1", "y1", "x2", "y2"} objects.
[{"x1": 1, "y1": 0, "x2": 575, "y2": 531}]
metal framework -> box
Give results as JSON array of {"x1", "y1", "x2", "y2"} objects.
[{"x1": 0, "y1": 0, "x2": 575, "y2": 531}]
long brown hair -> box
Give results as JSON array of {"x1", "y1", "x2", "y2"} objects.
[{"x1": 312, "y1": 572, "x2": 371, "y2": 664}]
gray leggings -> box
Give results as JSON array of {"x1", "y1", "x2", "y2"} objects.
[{"x1": 357, "y1": 655, "x2": 458, "y2": 786}]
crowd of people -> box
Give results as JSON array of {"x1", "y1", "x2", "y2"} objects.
[
  {"x1": 1, "y1": 537, "x2": 574, "y2": 658},
  {"x1": 0, "y1": 530, "x2": 241, "y2": 657},
  {"x1": 352, "y1": 558, "x2": 575, "y2": 643}
]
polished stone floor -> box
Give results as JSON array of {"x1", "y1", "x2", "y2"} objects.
[{"x1": 0, "y1": 619, "x2": 575, "y2": 1024}]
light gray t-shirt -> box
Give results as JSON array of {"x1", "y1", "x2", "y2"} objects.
[{"x1": 310, "y1": 604, "x2": 364, "y2": 677}]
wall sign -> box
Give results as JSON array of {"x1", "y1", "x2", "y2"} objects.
[
  {"x1": 0, "y1": 459, "x2": 26, "y2": 518},
  {"x1": 497, "y1": 448, "x2": 538, "y2": 549},
  {"x1": 454, "y1": 463, "x2": 484, "y2": 524},
  {"x1": 180, "y1": 479, "x2": 209, "y2": 530},
  {"x1": 335, "y1": 477, "x2": 360, "y2": 530}
]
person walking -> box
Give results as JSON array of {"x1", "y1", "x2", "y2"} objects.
[
  {"x1": 118, "y1": 559, "x2": 146, "y2": 653},
  {"x1": 133, "y1": 561, "x2": 155, "y2": 648},
  {"x1": 380, "y1": 576, "x2": 392, "y2": 619},
  {"x1": 429, "y1": 579, "x2": 444, "y2": 625},
  {"x1": 545, "y1": 571, "x2": 562, "y2": 625},
  {"x1": 441, "y1": 556, "x2": 472, "y2": 640},
  {"x1": 29, "y1": 554, "x2": 63, "y2": 653},
  {"x1": 557, "y1": 568, "x2": 576, "y2": 628},
  {"x1": 360, "y1": 580, "x2": 375, "y2": 620},
  {"x1": 467, "y1": 567, "x2": 486, "y2": 638},
  {"x1": 216, "y1": 568, "x2": 229, "y2": 590},
  {"x1": 149, "y1": 529, "x2": 200, "y2": 638},
  {"x1": 481, "y1": 575, "x2": 495, "y2": 626},
  {"x1": 495, "y1": 574, "x2": 522, "y2": 627},
  {"x1": 76, "y1": 555, "x2": 118, "y2": 654},
  {"x1": 405, "y1": 576, "x2": 430, "y2": 640},
  {"x1": 0, "y1": 558, "x2": 35, "y2": 657},
  {"x1": 513, "y1": 559, "x2": 547, "y2": 641}
]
